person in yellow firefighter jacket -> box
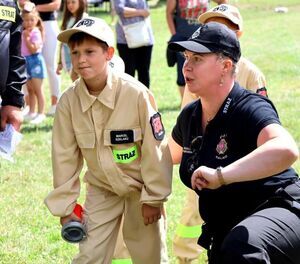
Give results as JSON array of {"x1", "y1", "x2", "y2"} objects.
[{"x1": 44, "y1": 16, "x2": 172, "y2": 264}]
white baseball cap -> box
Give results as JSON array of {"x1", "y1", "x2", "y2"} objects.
[
  {"x1": 198, "y1": 4, "x2": 243, "y2": 31},
  {"x1": 57, "y1": 17, "x2": 114, "y2": 47}
]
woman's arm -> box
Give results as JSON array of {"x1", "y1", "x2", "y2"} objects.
[
  {"x1": 166, "y1": 0, "x2": 176, "y2": 35},
  {"x1": 192, "y1": 124, "x2": 299, "y2": 190},
  {"x1": 168, "y1": 136, "x2": 183, "y2": 164},
  {"x1": 36, "y1": 0, "x2": 61, "y2": 12},
  {"x1": 224, "y1": 123, "x2": 299, "y2": 184}
]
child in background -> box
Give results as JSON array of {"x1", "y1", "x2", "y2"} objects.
[
  {"x1": 56, "y1": 0, "x2": 87, "y2": 81},
  {"x1": 45, "y1": 17, "x2": 172, "y2": 263},
  {"x1": 21, "y1": 2, "x2": 47, "y2": 125}
]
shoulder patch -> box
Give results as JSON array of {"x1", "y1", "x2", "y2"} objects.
[
  {"x1": 150, "y1": 112, "x2": 165, "y2": 141},
  {"x1": 0, "y1": 6, "x2": 16, "y2": 22}
]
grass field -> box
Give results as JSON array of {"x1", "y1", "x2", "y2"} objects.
[{"x1": 0, "y1": 0, "x2": 299, "y2": 263}]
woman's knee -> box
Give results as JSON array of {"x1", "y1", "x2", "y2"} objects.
[{"x1": 220, "y1": 226, "x2": 270, "y2": 264}]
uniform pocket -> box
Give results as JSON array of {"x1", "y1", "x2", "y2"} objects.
[{"x1": 75, "y1": 132, "x2": 95, "y2": 149}]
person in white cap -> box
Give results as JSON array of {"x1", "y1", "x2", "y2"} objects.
[
  {"x1": 172, "y1": 4, "x2": 268, "y2": 264},
  {"x1": 44, "y1": 16, "x2": 173, "y2": 264}
]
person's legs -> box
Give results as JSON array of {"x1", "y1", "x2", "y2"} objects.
[
  {"x1": 26, "y1": 80, "x2": 36, "y2": 115},
  {"x1": 42, "y1": 20, "x2": 61, "y2": 112},
  {"x1": 117, "y1": 44, "x2": 136, "y2": 77},
  {"x1": 123, "y1": 192, "x2": 167, "y2": 264},
  {"x1": 135, "y1": 45, "x2": 153, "y2": 88},
  {"x1": 30, "y1": 78, "x2": 45, "y2": 114},
  {"x1": 220, "y1": 207, "x2": 300, "y2": 264},
  {"x1": 73, "y1": 185, "x2": 124, "y2": 264}
]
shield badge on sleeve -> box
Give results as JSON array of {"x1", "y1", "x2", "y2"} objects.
[{"x1": 150, "y1": 113, "x2": 165, "y2": 141}]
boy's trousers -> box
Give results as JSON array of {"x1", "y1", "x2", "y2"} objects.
[{"x1": 73, "y1": 184, "x2": 167, "y2": 264}]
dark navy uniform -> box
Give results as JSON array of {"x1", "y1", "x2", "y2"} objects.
[
  {"x1": 0, "y1": 0, "x2": 26, "y2": 108},
  {"x1": 172, "y1": 82, "x2": 300, "y2": 264}
]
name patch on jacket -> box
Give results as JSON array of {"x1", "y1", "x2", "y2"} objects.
[
  {"x1": 110, "y1": 130, "x2": 134, "y2": 144},
  {"x1": 113, "y1": 145, "x2": 138, "y2": 164},
  {"x1": 0, "y1": 6, "x2": 16, "y2": 22},
  {"x1": 150, "y1": 112, "x2": 165, "y2": 141}
]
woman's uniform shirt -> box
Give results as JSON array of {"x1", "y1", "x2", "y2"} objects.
[
  {"x1": 113, "y1": 0, "x2": 154, "y2": 45},
  {"x1": 172, "y1": 82, "x2": 298, "y2": 233},
  {"x1": 45, "y1": 70, "x2": 172, "y2": 217}
]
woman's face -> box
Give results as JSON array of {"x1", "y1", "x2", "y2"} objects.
[
  {"x1": 182, "y1": 50, "x2": 223, "y2": 96},
  {"x1": 67, "y1": 0, "x2": 80, "y2": 15}
]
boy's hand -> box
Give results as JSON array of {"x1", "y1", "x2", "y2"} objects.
[
  {"x1": 142, "y1": 204, "x2": 161, "y2": 225},
  {"x1": 60, "y1": 212, "x2": 82, "y2": 226}
]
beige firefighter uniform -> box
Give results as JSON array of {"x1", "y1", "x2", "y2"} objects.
[
  {"x1": 45, "y1": 69, "x2": 173, "y2": 264},
  {"x1": 175, "y1": 56, "x2": 267, "y2": 263}
]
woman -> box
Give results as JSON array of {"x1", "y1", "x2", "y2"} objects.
[
  {"x1": 168, "y1": 22, "x2": 300, "y2": 264},
  {"x1": 31, "y1": 0, "x2": 61, "y2": 115},
  {"x1": 113, "y1": 0, "x2": 154, "y2": 88}
]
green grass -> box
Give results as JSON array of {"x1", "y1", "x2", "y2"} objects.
[{"x1": 0, "y1": 1, "x2": 299, "y2": 263}]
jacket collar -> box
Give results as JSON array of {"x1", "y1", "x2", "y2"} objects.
[{"x1": 75, "y1": 70, "x2": 117, "y2": 112}]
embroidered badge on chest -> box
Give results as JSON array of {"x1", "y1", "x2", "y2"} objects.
[
  {"x1": 150, "y1": 113, "x2": 165, "y2": 141},
  {"x1": 216, "y1": 134, "x2": 228, "y2": 159},
  {"x1": 110, "y1": 130, "x2": 134, "y2": 144}
]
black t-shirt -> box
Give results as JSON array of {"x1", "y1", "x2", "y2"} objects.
[
  {"x1": 31, "y1": 0, "x2": 56, "y2": 21},
  {"x1": 172, "y1": 83, "x2": 298, "y2": 230}
]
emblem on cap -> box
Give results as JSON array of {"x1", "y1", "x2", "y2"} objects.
[
  {"x1": 76, "y1": 18, "x2": 95, "y2": 27},
  {"x1": 216, "y1": 134, "x2": 228, "y2": 156},
  {"x1": 213, "y1": 5, "x2": 228, "y2": 12},
  {"x1": 191, "y1": 27, "x2": 201, "y2": 39}
]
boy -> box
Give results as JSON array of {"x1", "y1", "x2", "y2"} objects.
[{"x1": 45, "y1": 17, "x2": 172, "y2": 264}]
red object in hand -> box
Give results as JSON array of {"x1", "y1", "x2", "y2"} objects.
[{"x1": 73, "y1": 204, "x2": 83, "y2": 220}]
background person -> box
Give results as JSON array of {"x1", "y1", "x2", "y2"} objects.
[
  {"x1": 56, "y1": 0, "x2": 87, "y2": 82},
  {"x1": 113, "y1": 0, "x2": 154, "y2": 88},
  {"x1": 173, "y1": 4, "x2": 268, "y2": 263},
  {"x1": 21, "y1": 2, "x2": 47, "y2": 125},
  {"x1": 166, "y1": 0, "x2": 227, "y2": 101},
  {"x1": 0, "y1": 0, "x2": 26, "y2": 131},
  {"x1": 168, "y1": 21, "x2": 300, "y2": 264},
  {"x1": 44, "y1": 17, "x2": 172, "y2": 263},
  {"x1": 31, "y1": 0, "x2": 61, "y2": 116}
]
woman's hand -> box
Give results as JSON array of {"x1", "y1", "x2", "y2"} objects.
[
  {"x1": 191, "y1": 166, "x2": 222, "y2": 190},
  {"x1": 142, "y1": 204, "x2": 162, "y2": 225}
]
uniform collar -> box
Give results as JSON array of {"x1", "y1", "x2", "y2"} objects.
[
  {"x1": 192, "y1": 82, "x2": 244, "y2": 124},
  {"x1": 75, "y1": 70, "x2": 118, "y2": 112}
]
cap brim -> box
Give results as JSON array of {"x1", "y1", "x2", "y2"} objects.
[
  {"x1": 58, "y1": 28, "x2": 84, "y2": 43},
  {"x1": 57, "y1": 28, "x2": 102, "y2": 44},
  {"x1": 199, "y1": 12, "x2": 241, "y2": 30},
  {"x1": 168, "y1": 40, "x2": 212, "y2": 53}
]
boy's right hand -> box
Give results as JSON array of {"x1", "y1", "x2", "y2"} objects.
[
  {"x1": 60, "y1": 212, "x2": 81, "y2": 226},
  {"x1": 142, "y1": 204, "x2": 162, "y2": 226}
]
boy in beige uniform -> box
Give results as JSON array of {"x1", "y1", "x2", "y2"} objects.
[
  {"x1": 44, "y1": 17, "x2": 172, "y2": 264},
  {"x1": 173, "y1": 4, "x2": 268, "y2": 264}
]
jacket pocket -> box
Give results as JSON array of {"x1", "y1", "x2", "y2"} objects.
[{"x1": 75, "y1": 132, "x2": 95, "y2": 149}]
